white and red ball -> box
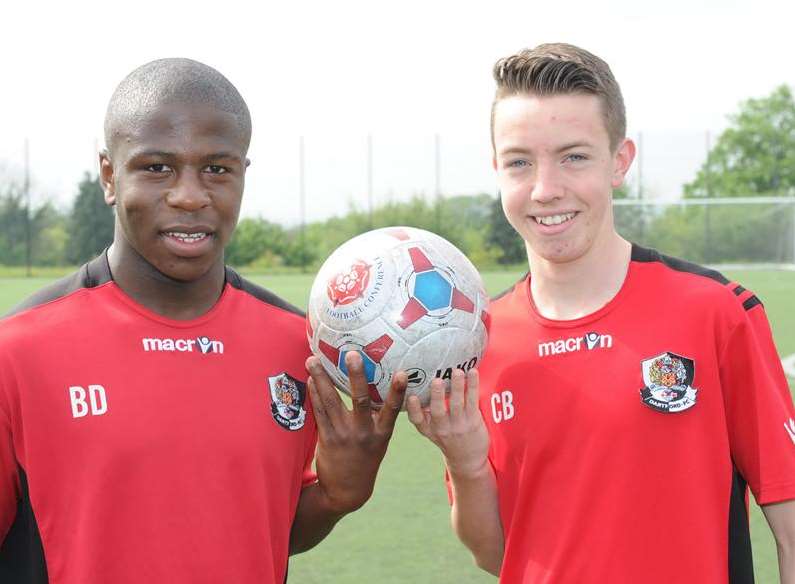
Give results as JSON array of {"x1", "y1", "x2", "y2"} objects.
[{"x1": 307, "y1": 226, "x2": 490, "y2": 407}]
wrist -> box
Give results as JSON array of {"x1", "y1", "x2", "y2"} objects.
[
  {"x1": 445, "y1": 457, "x2": 491, "y2": 482},
  {"x1": 316, "y1": 482, "x2": 370, "y2": 517}
]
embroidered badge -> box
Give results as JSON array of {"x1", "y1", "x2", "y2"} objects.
[
  {"x1": 639, "y1": 352, "x2": 698, "y2": 413},
  {"x1": 268, "y1": 373, "x2": 307, "y2": 430}
]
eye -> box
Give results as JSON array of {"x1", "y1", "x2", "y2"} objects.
[
  {"x1": 146, "y1": 163, "x2": 172, "y2": 173},
  {"x1": 205, "y1": 165, "x2": 229, "y2": 175},
  {"x1": 564, "y1": 153, "x2": 587, "y2": 163},
  {"x1": 507, "y1": 159, "x2": 529, "y2": 169}
]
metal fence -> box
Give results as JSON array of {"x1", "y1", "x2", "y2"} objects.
[{"x1": 614, "y1": 197, "x2": 795, "y2": 268}]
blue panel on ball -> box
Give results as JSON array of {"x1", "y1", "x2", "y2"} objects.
[
  {"x1": 338, "y1": 350, "x2": 377, "y2": 383},
  {"x1": 414, "y1": 270, "x2": 453, "y2": 310}
]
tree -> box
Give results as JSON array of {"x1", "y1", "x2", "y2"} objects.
[
  {"x1": 685, "y1": 85, "x2": 795, "y2": 197},
  {"x1": 31, "y1": 202, "x2": 68, "y2": 266},
  {"x1": 0, "y1": 183, "x2": 29, "y2": 265},
  {"x1": 486, "y1": 194, "x2": 525, "y2": 265},
  {"x1": 225, "y1": 217, "x2": 285, "y2": 267},
  {"x1": 0, "y1": 181, "x2": 68, "y2": 267},
  {"x1": 66, "y1": 173, "x2": 115, "y2": 265}
]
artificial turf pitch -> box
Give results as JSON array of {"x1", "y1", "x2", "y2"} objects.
[{"x1": 1, "y1": 269, "x2": 793, "y2": 583}]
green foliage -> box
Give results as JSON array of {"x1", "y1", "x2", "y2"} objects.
[
  {"x1": 613, "y1": 183, "x2": 631, "y2": 199},
  {"x1": 225, "y1": 217, "x2": 286, "y2": 266},
  {"x1": 486, "y1": 194, "x2": 525, "y2": 265},
  {"x1": 685, "y1": 85, "x2": 795, "y2": 197},
  {"x1": 298, "y1": 194, "x2": 500, "y2": 270},
  {"x1": 0, "y1": 182, "x2": 67, "y2": 267},
  {"x1": 0, "y1": 183, "x2": 30, "y2": 266},
  {"x1": 636, "y1": 203, "x2": 793, "y2": 264},
  {"x1": 66, "y1": 173, "x2": 114, "y2": 264},
  {"x1": 31, "y1": 203, "x2": 68, "y2": 266}
]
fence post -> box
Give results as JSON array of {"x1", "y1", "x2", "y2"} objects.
[
  {"x1": 24, "y1": 139, "x2": 31, "y2": 277},
  {"x1": 299, "y1": 136, "x2": 306, "y2": 273},
  {"x1": 792, "y1": 200, "x2": 795, "y2": 264},
  {"x1": 704, "y1": 131, "x2": 712, "y2": 264}
]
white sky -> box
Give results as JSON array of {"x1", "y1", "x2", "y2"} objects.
[{"x1": 1, "y1": 0, "x2": 793, "y2": 225}]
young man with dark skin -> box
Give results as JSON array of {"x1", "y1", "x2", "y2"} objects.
[
  {"x1": 0, "y1": 58, "x2": 406, "y2": 583},
  {"x1": 407, "y1": 43, "x2": 795, "y2": 582}
]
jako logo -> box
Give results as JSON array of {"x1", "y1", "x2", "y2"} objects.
[
  {"x1": 142, "y1": 336, "x2": 224, "y2": 354},
  {"x1": 435, "y1": 357, "x2": 478, "y2": 380},
  {"x1": 538, "y1": 332, "x2": 612, "y2": 357}
]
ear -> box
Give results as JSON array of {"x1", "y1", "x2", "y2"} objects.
[
  {"x1": 492, "y1": 152, "x2": 498, "y2": 172},
  {"x1": 611, "y1": 138, "x2": 636, "y2": 189},
  {"x1": 99, "y1": 150, "x2": 116, "y2": 206}
]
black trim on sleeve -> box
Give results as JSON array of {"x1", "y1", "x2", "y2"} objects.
[
  {"x1": 224, "y1": 267, "x2": 305, "y2": 318},
  {"x1": 0, "y1": 467, "x2": 48, "y2": 583},
  {"x1": 742, "y1": 296, "x2": 763, "y2": 311},
  {"x1": 732, "y1": 285, "x2": 746, "y2": 296},
  {"x1": 728, "y1": 467, "x2": 755, "y2": 583},
  {"x1": 4, "y1": 253, "x2": 112, "y2": 319},
  {"x1": 491, "y1": 272, "x2": 529, "y2": 302},
  {"x1": 630, "y1": 244, "x2": 730, "y2": 285}
]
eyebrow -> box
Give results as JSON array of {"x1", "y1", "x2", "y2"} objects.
[
  {"x1": 555, "y1": 141, "x2": 594, "y2": 153},
  {"x1": 498, "y1": 142, "x2": 595, "y2": 157},
  {"x1": 128, "y1": 149, "x2": 176, "y2": 160},
  {"x1": 205, "y1": 152, "x2": 243, "y2": 162},
  {"x1": 127, "y1": 150, "x2": 243, "y2": 162}
]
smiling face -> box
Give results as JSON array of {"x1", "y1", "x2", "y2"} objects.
[
  {"x1": 100, "y1": 102, "x2": 248, "y2": 282},
  {"x1": 492, "y1": 93, "x2": 634, "y2": 266}
]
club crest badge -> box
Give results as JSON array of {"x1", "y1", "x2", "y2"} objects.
[
  {"x1": 639, "y1": 352, "x2": 698, "y2": 413},
  {"x1": 327, "y1": 259, "x2": 371, "y2": 306},
  {"x1": 268, "y1": 373, "x2": 307, "y2": 430}
]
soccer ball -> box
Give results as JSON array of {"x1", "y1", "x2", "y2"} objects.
[{"x1": 306, "y1": 226, "x2": 490, "y2": 407}]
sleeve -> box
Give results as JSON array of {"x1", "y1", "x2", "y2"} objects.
[
  {"x1": 0, "y1": 403, "x2": 20, "y2": 542},
  {"x1": 721, "y1": 302, "x2": 795, "y2": 505}
]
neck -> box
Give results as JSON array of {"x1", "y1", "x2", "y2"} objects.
[
  {"x1": 527, "y1": 231, "x2": 631, "y2": 321},
  {"x1": 107, "y1": 241, "x2": 225, "y2": 321}
]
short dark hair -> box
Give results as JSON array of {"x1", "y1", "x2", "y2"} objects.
[
  {"x1": 491, "y1": 43, "x2": 626, "y2": 151},
  {"x1": 104, "y1": 58, "x2": 251, "y2": 154}
]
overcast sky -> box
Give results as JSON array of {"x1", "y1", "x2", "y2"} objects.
[{"x1": 1, "y1": 0, "x2": 793, "y2": 225}]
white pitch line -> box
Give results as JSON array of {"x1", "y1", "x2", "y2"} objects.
[{"x1": 783, "y1": 353, "x2": 795, "y2": 379}]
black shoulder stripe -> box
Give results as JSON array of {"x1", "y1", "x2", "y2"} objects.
[
  {"x1": 225, "y1": 267, "x2": 305, "y2": 318},
  {"x1": 631, "y1": 244, "x2": 730, "y2": 285},
  {"x1": 4, "y1": 253, "x2": 112, "y2": 319},
  {"x1": 742, "y1": 295, "x2": 762, "y2": 311},
  {"x1": 732, "y1": 285, "x2": 746, "y2": 296},
  {"x1": 491, "y1": 272, "x2": 529, "y2": 302}
]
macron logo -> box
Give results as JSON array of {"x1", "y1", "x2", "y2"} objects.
[
  {"x1": 142, "y1": 336, "x2": 224, "y2": 354},
  {"x1": 538, "y1": 332, "x2": 613, "y2": 357},
  {"x1": 785, "y1": 418, "x2": 795, "y2": 446}
]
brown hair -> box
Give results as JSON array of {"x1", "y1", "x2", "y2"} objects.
[{"x1": 491, "y1": 43, "x2": 626, "y2": 151}]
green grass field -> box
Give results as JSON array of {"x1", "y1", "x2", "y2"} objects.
[{"x1": 1, "y1": 269, "x2": 793, "y2": 582}]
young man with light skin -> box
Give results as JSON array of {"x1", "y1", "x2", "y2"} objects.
[
  {"x1": 407, "y1": 43, "x2": 795, "y2": 582},
  {"x1": 0, "y1": 58, "x2": 406, "y2": 583}
]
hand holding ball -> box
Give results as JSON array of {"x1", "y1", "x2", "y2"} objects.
[{"x1": 307, "y1": 227, "x2": 490, "y2": 408}]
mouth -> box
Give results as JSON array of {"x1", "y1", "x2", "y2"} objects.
[
  {"x1": 531, "y1": 212, "x2": 578, "y2": 227},
  {"x1": 163, "y1": 230, "x2": 212, "y2": 244},
  {"x1": 160, "y1": 227, "x2": 216, "y2": 257}
]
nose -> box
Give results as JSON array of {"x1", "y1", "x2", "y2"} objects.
[
  {"x1": 165, "y1": 169, "x2": 211, "y2": 211},
  {"x1": 530, "y1": 162, "x2": 562, "y2": 204}
]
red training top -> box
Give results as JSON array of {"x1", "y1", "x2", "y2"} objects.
[
  {"x1": 478, "y1": 245, "x2": 795, "y2": 583},
  {"x1": 0, "y1": 253, "x2": 316, "y2": 584}
]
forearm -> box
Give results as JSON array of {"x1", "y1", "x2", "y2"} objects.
[
  {"x1": 777, "y1": 542, "x2": 795, "y2": 584},
  {"x1": 288, "y1": 482, "x2": 346, "y2": 555},
  {"x1": 449, "y1": 461, "x2": 504, "y2": 576},
  {"x1": 761, "y1": 499, "x2": 795, "y2": 584}
]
